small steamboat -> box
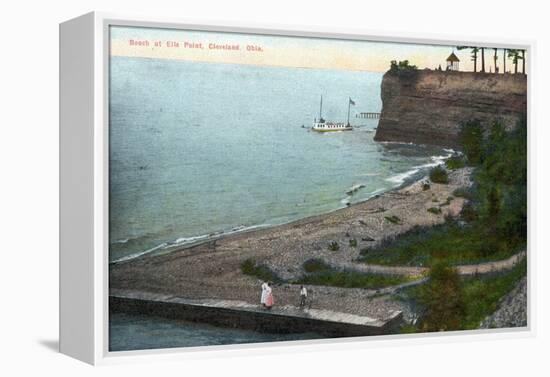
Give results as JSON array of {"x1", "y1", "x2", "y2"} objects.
[{"x1": 312, "y1": 96, "x2": 355, "y2": 132}]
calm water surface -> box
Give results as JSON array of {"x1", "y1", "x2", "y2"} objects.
[{"x1": 109, "y1": 312, "x2": 324, "y2": 351}]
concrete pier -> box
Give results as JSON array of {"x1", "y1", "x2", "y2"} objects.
[{"x1": 110, "y1": 290, "x2": 403, "y2": 338}]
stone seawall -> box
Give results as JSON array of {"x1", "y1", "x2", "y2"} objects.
[
  {"x1": 374, "y1": 70, "x2": 527, "y2": 148},
  {"x1": 110, "y1": 293, "x2": 403, "y2": 338}
]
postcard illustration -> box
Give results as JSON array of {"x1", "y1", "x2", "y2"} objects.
[{"x1": 108, "y1": 26, "x2": 527, "y2": 351}]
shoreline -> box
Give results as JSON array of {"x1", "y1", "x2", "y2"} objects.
[
  {"x1": 110, "y1": 167, "x2": 473, "y2": 319},
  {"x1": 111, "y1": 163, "x2": 445, "y2": 265}
]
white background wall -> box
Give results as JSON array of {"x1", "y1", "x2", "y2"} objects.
[{"x1": 1, "y1": 0, "x2": 548, "y2": 375}]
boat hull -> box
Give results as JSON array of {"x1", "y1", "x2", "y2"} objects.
[{"x1": 311, "y1": 127, "x2": 353, "y2": 132}]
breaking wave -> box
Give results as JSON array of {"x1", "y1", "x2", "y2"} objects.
[{"x1": 385, "y1": 151, "x2": 454, "y2": 185}]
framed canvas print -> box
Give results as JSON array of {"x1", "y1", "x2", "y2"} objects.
[{"x1": 59, "y1": 12, "x2": 532, "y2": 365}]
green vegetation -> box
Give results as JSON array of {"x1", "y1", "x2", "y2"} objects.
[
  {"x1": 297, "y1": 270, "x2": 409, "y2": 289},
  {"x1": 453, "y1": 187, "x2": 475, "y2": 200},
  {"x1": 457, "y1": 118, "x2": 527, "y2": 244},
  {"x1": 361, "y1": 116, "x2": 526, "y2": 268},
  {"x1": 303, "y1": 258, "x2": 330, "y2": 273},
  {"x1": 429, "y1": 166, "x2": 449, "y2": 184},
  {"x1": 473, "y1": 120, "x2": 527, "y2": 246},
  {"x1": 349, "y1": 239, "x2": 358, "y2": 248},
  {"x1": 460, "y1": 202, "x2": 478, "y2": 222},
  {"x1": 416, "y1": 262, "x2": 465, "y2": 331},
  {"x1": 328, "y1": 241, "x2": 340, "y2": 251},
  {"x1": 427, "y1": 207, "x2": 442, "y2": 215},
  {"x1": 241, "y1": 258, "x2": 282, "y2": 283},
  {"x1": 460, "y1": 260, "x2": 526, "y2": 329},
  {"x1": 389, "y1": 60, "x2": 418, "y2": 78},
  {"x1": 454, "y1": 45, "x2": 524, "y2": 75},
  {"x1": 507, "y1": 49, "x2": 525, "y2": 74},
  {"x1": 385, "y1": 215, "x2": 402, "y2": 224},
  {"x1": 360, "y1": 221, "x2": 521, "y2": 266},
  {"x1": 445, "y1": 156, "x2": 466, "y2": 170},
  {"x1": 457, "y1": 46, "x2": 481, "y2": 72},
  {"x1": 401, "y1": 260, "x2": 526, "y2": 332},
  {"x1": 439, "y1": 196, "x2": 454, "y2": 207},
  {"x1": 297, "y1": 259, "x2": 410, "y2": 289},
  {"x1": 460, "y1": 120, "x2": 484, "y2": 165}
]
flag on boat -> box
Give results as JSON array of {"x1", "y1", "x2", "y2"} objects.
[{"x1": 349, "y1": 98, "x2": 356, "y2": 105}]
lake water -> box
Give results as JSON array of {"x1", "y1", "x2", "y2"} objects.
[
  {"x1": 109, "y1": 56, "x2": 451, "y2": 263},
  {"x1": 109, "y1": 312, "x2": 324, "y2": 352}
]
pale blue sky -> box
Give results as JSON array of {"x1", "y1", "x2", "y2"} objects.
[{"x1": 111, "y1": 26, "x2": 524, "y2": 73}]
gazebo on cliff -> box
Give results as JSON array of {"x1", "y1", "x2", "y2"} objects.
[{"x1": 446, "y1": 52, "x2": 460, "y2": 71}]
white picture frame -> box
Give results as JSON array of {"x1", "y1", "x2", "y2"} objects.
[{"x1": 60, "y1": 11, "x2": 534, "y2": 365}]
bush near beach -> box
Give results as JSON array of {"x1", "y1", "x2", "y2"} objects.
[
  {"x1": 453, "y1": 187, "x2": 475, "y2": 200},
  {"x1": 303, "y1": 258, "x2": 330, "y2": 273},
  {"x1": 241, "y1": 258, "x2": 282, "y2": 283},
  {"x1": 429, "y1": 165, "x2": 449, "y2": 184},
  {"x1": 445, "y1": 156, "x2": 467, "y2": 170},
  {"x1": 328, "y1": 241, "x2": 340, "y2": 251},
  {"x1": 384, "y1": 215, "x2": 402, "y2": 224},
  {"x1": 416, "y1": 261, "x2": 465, "y2": 331}
]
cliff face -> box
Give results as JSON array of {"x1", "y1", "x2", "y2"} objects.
[{"x1": 373, "y1": 70, "x2": 527, "y2": 148}]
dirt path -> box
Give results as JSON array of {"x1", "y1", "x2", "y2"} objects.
[
  {"x1": 456, "y1": 250, "x2": 526, "y2": 275},
  {"x1": 332, "y1": 250, "x2": 526, "y2": 277}
]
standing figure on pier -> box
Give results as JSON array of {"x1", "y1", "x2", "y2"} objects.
[
  {"x1": 265, "y1": 282, "x2": 274, "y2": 310},
  {"x1": 260, "y1": 281, "x2": 268, "y2": 307},
  {"x1": 300, "y1": 285, "x2": 308, "y2": 308}
]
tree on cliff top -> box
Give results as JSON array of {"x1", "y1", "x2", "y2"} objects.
[
  {"x1": 389, "y1": 60, "x2": 417, "y2": 72},
  {"x1": 507, "y1": 49, "x2": 523, "y2": 74},
  {"x1": 457, "y1": 46, "x2": 479, "y2": 72},
  {"x1": 388, "y1": 60, "x2": 418, "y2": 78}
]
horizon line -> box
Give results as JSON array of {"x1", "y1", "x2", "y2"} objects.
[{"x1": 110, "y1": 52, "x2": 389, "y2": 74}]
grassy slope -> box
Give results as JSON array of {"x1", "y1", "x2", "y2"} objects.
[
  {"x1": 242, "y1": 258, "x2": 412, "y2": 290},
  {"x1": 361, "y1": 118, "x2": 526, "y2": 268},
  {"x1": 360, "y1": 222, "x2": 523, "y2": 267},
  {"x1": 460, "y1": 260, "x2": 527, "y2": 329},
  {"x1": 295, "y1": 268, "x2": 411, "y2": 289},
  {"x1": 400, "y1": 260, "x2": 526, "y2": 332}
]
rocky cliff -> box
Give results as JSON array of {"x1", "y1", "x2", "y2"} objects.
[
  {"x1": 373, "y1": 70, "x2": 527, "y2": 148},
  {"x1": 480, "y1": 277, "x2": 527, "y2": 329}
]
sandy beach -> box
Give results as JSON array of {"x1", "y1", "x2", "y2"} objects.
[{"x1": 110, "y1": 167, "x2": 475, "y2": 319}]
